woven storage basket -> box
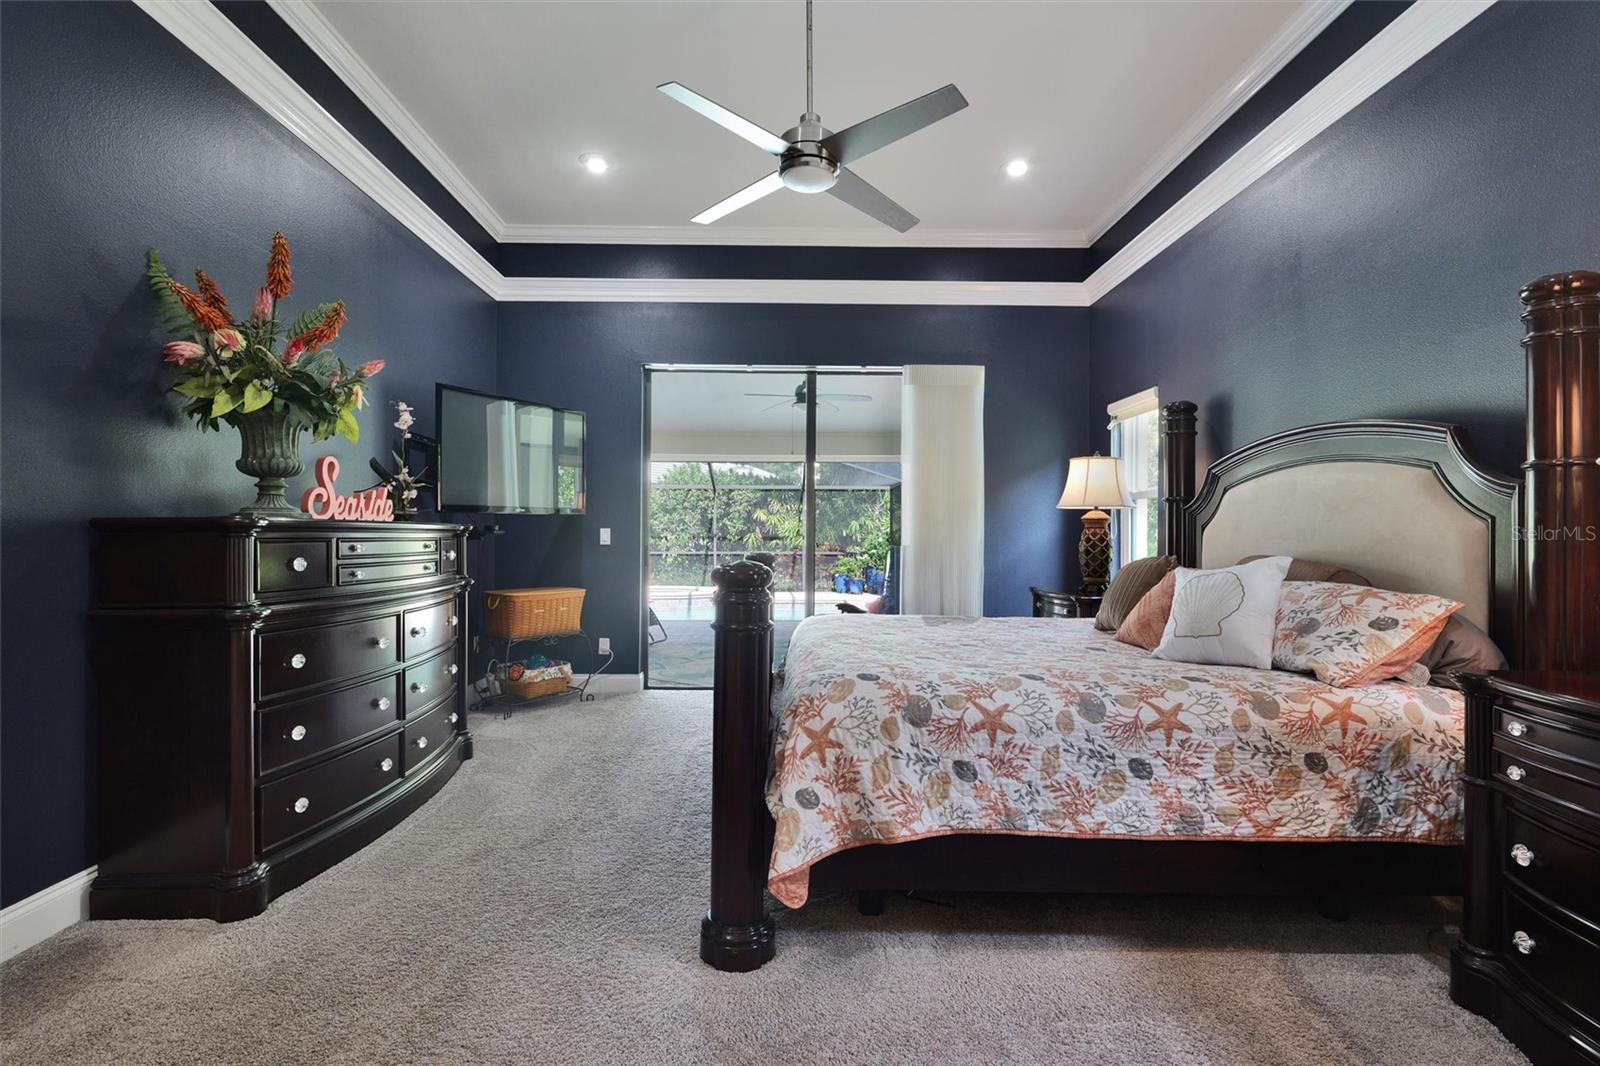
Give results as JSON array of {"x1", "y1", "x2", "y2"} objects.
[
  {"x1": 485, "y1": 587, "x2": 586, "y2": 640},
  {"x1": 502, "y1": 666, "x2": 571, "y2": 700}
]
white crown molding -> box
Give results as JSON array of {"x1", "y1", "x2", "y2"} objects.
[
  {"x1": 139, "y1": 0, "x2": 1489, "y2": 307},
  {"x1": 497, "y1": 276, "x2": 1091, "y2": 306},
  {"x1": 496, "y1": 223, "x2": 1090, "y2": 249},
  {"x1": 266, "y1": 0, "x2": 508, "y2": 241},
  {"x1": 1, "y1": 866, "x2": 95, "y2": 962},
  {"x1": 134, "y1": 0, "x2": 502, "y2": 299},
  {"x1": 1084, "y1": 1, "x2": 1352, "y2": 244},
  {"x1": 1085, "y1": 0, "x2": 1494, "y2": 303}
]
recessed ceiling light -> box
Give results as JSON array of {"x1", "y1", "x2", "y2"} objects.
[
  {"x1": 579, "y1": 153, "x2": 610, "y2": 175},
  {"x1": 1004, "y1": 159, "x2": 1030, "y2": 178}
]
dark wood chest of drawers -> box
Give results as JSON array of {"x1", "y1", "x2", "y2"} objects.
[
  {"x1": 1453, "y1": 672, "x2": 1600, "y2": 1065},
  {"x1": 89, "y1": 517, "x2": 472, "y2": 921}
]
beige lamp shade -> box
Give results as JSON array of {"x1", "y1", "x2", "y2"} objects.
[{"x1": 1056, "y1": 454, "x2": 1134, "y2": 510}]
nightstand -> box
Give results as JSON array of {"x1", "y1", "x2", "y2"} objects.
[
  {"x1": 1451, "y1": 671, "x2": 1600, "y2": 1066},
  {"x1": 1030, "y1": 587, "x2": 1102, "y2": 619}
]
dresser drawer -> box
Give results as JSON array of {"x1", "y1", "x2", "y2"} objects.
[
  {"x1": 1502, "y1": 887, "x2": 1600, "y2": 1026},
  {"x1": 1502, "y1": 802, "x2": 1600, "y2": 925},
  {"x1": 259, "y1": 614, "x2": 400, "y2": 697},
  {"x1": 440, "y1": 541, "x2": 461, "y2": 573},
  {"x1": 257, "y1": 540, "x2": 330, "y2": 594},
  {"x1": 1497, "y1": 700, "x2": 1600, "y2": 770},
  {"x1": 403, "y1": 599, "x2": 457, "y2": 660},
  {"x1": 403, "y1": 648, "x2": 460, "y2": 716},
  {"x1": 403, "y1": 704, "x2": 457, "y2": 773},
  {"x1": 1495, "y1": 745, "x2": 1600, "y2": 819},
  {"x1": 259, "y1": 732, "x2": 402, "y2": 851},
  {"x1": 336, "y1": 536, "x2": 440, "y2": 560},
  {"x1": 338, "y1": 559, "x2": 440, "y2": 586},
  {"x1": 259, "y1": 674, "x2": 401, "y2": 775}
]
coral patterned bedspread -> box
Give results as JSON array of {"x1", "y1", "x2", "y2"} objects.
[{"x1": 766, "y1": 614, "x2": 1464, "y2": 908}]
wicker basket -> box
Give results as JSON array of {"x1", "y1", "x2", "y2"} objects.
[
  {"x1": 501, "y1": 666, "x2": 572, "y2": 700},
  {"x1": 484, "y1": 587, "x2": 586, "y2": 639}
]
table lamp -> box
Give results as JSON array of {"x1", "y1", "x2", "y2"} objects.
[{"x1": 1056, "y1": 453, "x2": 1133, "y2": 592}]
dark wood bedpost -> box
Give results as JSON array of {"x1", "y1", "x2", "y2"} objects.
[
  {"x1": 1521, "y1": 271, "x2": 1600, "y2": 671},
  {"x1": 1160, "y1": 400, "x2": 1199, "y2": 565},
  {"x1": 700, "y1": 559, "x2": 777, "y2": 972}
]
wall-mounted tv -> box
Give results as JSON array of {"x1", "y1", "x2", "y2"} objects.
[{"x1": 436, "y1": 384, "x2": 585, "y2": 514}]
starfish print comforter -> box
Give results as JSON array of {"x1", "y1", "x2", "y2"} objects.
[{"x1": 766, "y1": 614, "x2": 1464, "y2": 908}]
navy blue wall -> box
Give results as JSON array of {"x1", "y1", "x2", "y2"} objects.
[
  {"x1": 494, "y1": 303, "x2": 1092, "y2": 675},
  {"x1": 1091, "y1": 1, "x2": 1600, "y2": 477},
  {"x1": 0, "y1": 2, "x2": 499, "y2": 906}
]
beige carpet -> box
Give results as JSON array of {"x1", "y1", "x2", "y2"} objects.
[{"x1": 0, "y1": 691, "x2": 1525, "y2": 1066}]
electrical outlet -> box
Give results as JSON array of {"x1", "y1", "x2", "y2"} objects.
[
  {"x1": 599, "y1": 527, "x2": 611, "y2": 546},
  {"x1": 597, "y1": 637, "x2": 612, "y2": 655}
]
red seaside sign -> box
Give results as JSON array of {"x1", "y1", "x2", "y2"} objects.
[{"x1": 299, "y1": 455, "x2": 394, "y2": 521}]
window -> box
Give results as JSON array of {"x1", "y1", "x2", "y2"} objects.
[{"x1": 1108, "y1": 387, "x2": 1161, "y2": 567}]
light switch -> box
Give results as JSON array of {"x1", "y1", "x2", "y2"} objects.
[{"x1": 599, "y1": 527, "x2": 611, "y2": 546}]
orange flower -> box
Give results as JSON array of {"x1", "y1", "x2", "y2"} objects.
[
  {"x1": 294, "y1": 300, "x2": 345, "y2": 352},
  {"x1": 194, "y1": 268, "x2": 230, "y2": 320},
  {"x1": 169, "y1": 279, "x2": 231, "y2": 333},
  {"x1": 266, "y1": 231, "x2": 293, "y2": 300}
]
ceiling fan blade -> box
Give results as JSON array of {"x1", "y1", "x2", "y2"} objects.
[
  {"x1": 760, "y1": 399, "x2": 794, "y2": 412},
  {"x1": 744, "y1": 393, "x2": 795, "y2": 398},
  {"x1": 827, "y1": 167, "x2": 918, "y2": 232},
  {"x1": 692, "y1": 171, "x2": 786, "y2": 225},
  {"x1": 817, "y1": 394, "x2": 871, "y2": 402},
  {"x1": 657, "y1": 82, "x2": 789, "y2": 156},
  {"x1": 820, "y1": 84, "x2": 968, "y2": 165}
]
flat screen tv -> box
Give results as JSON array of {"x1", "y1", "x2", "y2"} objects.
[{"x1": 436, "y1": 384, "x2": 585, "y2": 514}]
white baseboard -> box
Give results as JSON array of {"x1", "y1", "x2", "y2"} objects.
[
  {"x1": 0, "y1": 867, "x2": 95, "y2": 962},
  {"x1": 585, "y1": 673, "x2": 644, "y2": 695}
]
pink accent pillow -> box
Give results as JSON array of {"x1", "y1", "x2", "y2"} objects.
[
  {"x1": 1273, "y1": 581, "x2": 1463, "y2": 687},
  {"x1": 1114, "y1": 570, "x2": 1177, "y2": 651}
]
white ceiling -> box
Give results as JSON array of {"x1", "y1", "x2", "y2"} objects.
[{"x1": 290, "y1": 0, "x2": 1342, "y2": 246}]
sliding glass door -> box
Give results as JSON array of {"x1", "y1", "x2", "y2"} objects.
[{"x1": 645, "y1": 368, "x2": 902, "y2": 688}]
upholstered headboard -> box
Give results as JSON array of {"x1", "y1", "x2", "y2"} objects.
[{"x1": 1178, "y1": 421, "x2": 1520, "y2": 656}]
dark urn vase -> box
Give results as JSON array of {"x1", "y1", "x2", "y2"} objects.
[{"x1": 230, "y1": 404, "x2": 309, "y2": 516}]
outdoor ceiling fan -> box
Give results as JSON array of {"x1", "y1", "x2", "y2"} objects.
[
  {"x1": 745, "y1": 381, "x2": 871, "y2": 413},
  {"x1": 657, "y1": 0, "x2": 968, "y2": 232}
]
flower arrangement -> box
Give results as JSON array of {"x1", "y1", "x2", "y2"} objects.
[
  {"x1": 148, "y1": 232, "x2": 382, "y2": 444},
  {"x1": 367, "y1": 402, "x2": 430, "y2": 520}
]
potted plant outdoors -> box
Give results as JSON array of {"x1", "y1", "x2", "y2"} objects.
[
  {"x1": 832, "y1": 556, "x2": 867, "y2": 595},
  {"x1": 149, "y1": 233, "x2": 384, "y2": 516}
]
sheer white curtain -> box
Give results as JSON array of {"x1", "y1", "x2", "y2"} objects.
[{"x1": 900, "y1": 365, "x2": 985, "y2": 616}]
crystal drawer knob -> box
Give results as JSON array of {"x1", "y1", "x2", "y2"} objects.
[
  {"x1": 415, "y1": 735, "x2": 428, "y2": 750},
  {"x1": 289, "y1": 653, "x2": 307, "y2": 670},
  {"x1": 1511, "y1": 844, "x2": 1534, "y2": 867},
  {"x1": 1506, "y1": 720, "x2": 1527, "y2": 737},
  {"x1": 450, "y1": 615, "x2": 459, "y2": 627},
  {"x1": 293, "y1": 797, "x2": 310, "y2": 814},
  {"x1": 412, "y1": 682, "x2": 428, "y2": 694},
  {"x1": 410, "y1": 625, "x2": 427, "y2": 639},
  {"x1": 346, "y1": 544, "x2": 363, "y2": 554},
  {"x1": 372, "y1": 636, "x2": 390, "y2": 649},
  {"x1": 448, "y1": 712, "x2": 458, "y2": 725},
  {"x1": 1505, "y1": 765, "x2": 1527, "y2": 782},
  {"x1": 289, "y1": 556, "x2": 309, "y2": 573},
  {"x1": 375, "y1": 696, "x2": 391, "y2": 711},
  {"x1": 448, "y1": 664, "x2": 459, "y2": 676},
  {"x1": 351, "y1": 570, "x2": 365, "y2": 580},
  {"x1": 289, "y1": 724, "x2": 307, "y2": 742},
  {"x1": 380, "y1": 757, "x2": 394, "y2": 773},
  {"x1": 1512, "y1": 930, "x2": 1535, "y2": 955},
  {"x1": 447, "y1": 550, "x2": 458, "y2": 561},
  {"x1": 422, "y1": 563, "x2": 435, "y2": 572}
]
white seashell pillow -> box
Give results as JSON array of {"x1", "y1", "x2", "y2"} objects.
[
  {"x1": 1152, "y1": 556, "x2": 1292, "y2": 669},
  {"x1": 1272, "y1": 581, "x2": 1462, "y2": 687}
]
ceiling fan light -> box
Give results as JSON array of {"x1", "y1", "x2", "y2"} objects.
[{"x1": 780, "y1": 155, "x2": 839, "y2": 194}]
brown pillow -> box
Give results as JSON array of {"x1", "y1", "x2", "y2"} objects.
[
  {"x1": 1095, "y1": 555, "x2": 1177, "y2": 631},
  {"x1": 1115, "y1": 570, "x2": 1177, "y2": 651},
  {"x1": 1238, "y1": 554, "x2": 1371, "y2": 586},
  {"x1": 1419, "y1": 615, "x2": 1507, "y2": 688}
]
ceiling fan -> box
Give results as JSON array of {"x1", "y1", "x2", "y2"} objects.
[
  {"x1": 746, "y1": 381, "x2": 871, "y2": 413},
  {"x1": 657, "y1": 0, "x2": 968, "y2": 232}
]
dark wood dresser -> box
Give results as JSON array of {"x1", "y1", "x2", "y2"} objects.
[
  {"x1": 1030, "y1": 586, "x2": 1102, "y2": 619},
  {"x1": 90, "y1": 517, "x2": 473, "y2": 921},
  {"x1": 1452, "y1": 672, "x2": 1600, "y2": 1065}
]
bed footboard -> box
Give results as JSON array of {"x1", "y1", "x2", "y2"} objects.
[{"x1": 700, "y1": 559, "x2": 776, "y2": 972}]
